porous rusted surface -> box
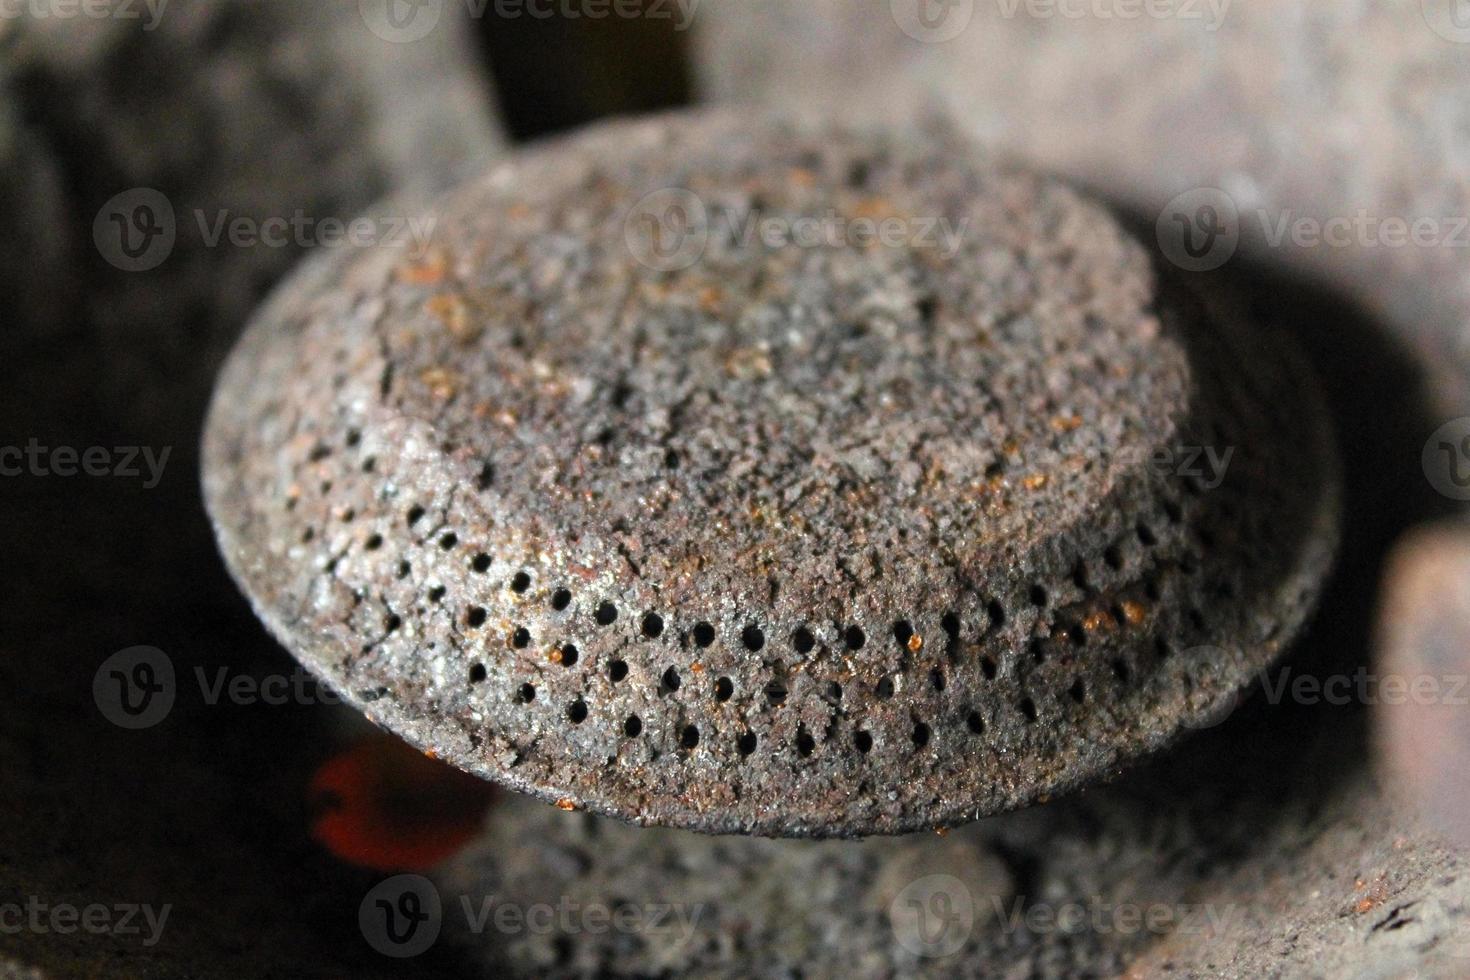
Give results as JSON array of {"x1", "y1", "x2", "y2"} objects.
[{"x1": 205, "y1": 112, "x2": 1339, "y2": 836}]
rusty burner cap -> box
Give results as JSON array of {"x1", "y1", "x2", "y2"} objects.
[{"x1": 204, "y1": 112, "x2": 1339, "y2": 837}]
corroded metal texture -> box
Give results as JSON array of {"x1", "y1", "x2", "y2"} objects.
[{"x1": 205, "y1": 112, "x2": 1339, "y2": 836}]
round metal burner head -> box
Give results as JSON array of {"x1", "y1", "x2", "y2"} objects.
[{"x1": 204, "y1": 112, "x2": 1339, "y2": 836}]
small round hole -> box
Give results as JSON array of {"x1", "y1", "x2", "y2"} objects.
[
  {"x1": 875, "y1": 676, "x2": 895, "y2": 700},
  {"x1": 439, "y1": 532, "x2": 459, "y2": 550},
  {"x1": 1029, "y1": 584, "x2": 1048, "y2": 607},
  {"x1": 692, "y1": 622, "x2": 716, "y2": 647},
  {"x1": 384, "y1": 613, "x2": 402, "y2": 633},
  {"x1": 567, "y1": 700, "x2": 588, "y2": 724},
  {"x1": 893, "y1": 620, "x2": 914, "y2": 646},
  {"x1": 471, "y1": 553, "x2": 491, "y2": 573},
  {"x1": 662, "y1": 666, "x2": 681, "y2": 692},
  {"x1": 844, "y1": 626, "x2": 866, "y2": 650},
  {"x1": 742, "y1": 625, "x2": 765, "y2": 651},
  {"x1": 796, "y1": 730, "x2": 816, "y2": 756},
  {"x1": 854, "y1": 731, "x2": 874, "y2": 754},
  {"x1": 406, "y1": 505, "x2": 425, "y2": 526},
  {"x1": 550, "y1": 588, "x2": 572, "y2": 611},
  {"x1": 764, "y1": 679, "x2": 787, "y2": 705},
  {"x1": 559, "y1": 644, "x2": 578, "y2": 667},
  {"x1": 427, "y1": 585, "x2": 446, "y2": 603},
  {"x1": 1069, "y1": 678, "x2": 1086, "y2": 704},
  {"x1": 468, "y1": 663, "x2": 487, "y2": 684},
  {"x1": 466, "y1": 607, "x2": 487, "y2": 628},
  {"x1": 510, "y1": 572, "x2": 531, "y2": 594},
  {"x1": 1137, "y1": 523, "x2": 1157, "y2": 547},
  {"x1": 966, "y1": 711, "x2": 985, "y2": 734},
  {"x1": 623, "y1": 715, "x2": 642, "y2": 737},
  {"x1": 791, "y1": 627, "x2": 815, "y2": 654},
  {"x1": 714, "y1": 676, "x2": 734, "y2": 702},
  {"x1": 511, "y1": 627, "x2": 531, "y2": 649},
  {"x1": 737, "y1": 732, "x2": 757, "y2": 756},
  {"x1": 517, "y1": 683, "x2": 536, "y2": 703},
  {"x1": 980, "y1": 656, "x2": 998, "y2": 680},
  {"x1": 396, "y1": 560, "x2": 411, "y2": 579},
  {"x1": 1019, "y1": 697, "x2": 1038, "y2": 722},
  {"x1": 941, "y1": 612, "x2": 961, "y2": 638},
  {"x1": 364, "y1": 533, "x2": 383, "y2": 551},
  {"x1": 930, "y1": 668, "x2": 946, "y2": 691},
  {"x1": 595, "y1": 602, "x2": 618, "y2": 626},
  {"x1": 641, "y1": 612, "x2": 664, "y2": 638},
  {"x1": 912, "y1": 722, "x2": 931, "y2": 749},
  {"x1": 608, "y1": 659, "x2": 628, "y2": 682},
  {"x1": 679, "y1": 725, "x2": 699, "y2": 749}
]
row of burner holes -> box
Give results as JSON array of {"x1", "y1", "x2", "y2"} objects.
[{"x1": 336, "y1": 495, "x2": 1184, "y2": 753}]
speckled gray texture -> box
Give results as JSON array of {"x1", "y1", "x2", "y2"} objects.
[{"x1": 205, "y1": 112, "x2": 1339, "y2": 836}]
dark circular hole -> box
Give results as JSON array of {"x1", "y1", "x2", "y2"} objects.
[
  {"x1": 844, "y1": 626, "x2": 866, "y2": 650},
  {"x1": 466, "y1": 607, "x2": 487, "y2": 628},
  {"x1": 396, "y1": 560, "x2": 411, "y2": 579},
  {"x1": 986, "y1": 600, "x2": 1006, "y2": 630},
  {"x1": 595, "y1": 602, "x2": 618, "y2": 626},
  {"x1": 679, "y1": 725, "x2": 699, "y2": 749},
  {"x1": 941, "y1": 612, "x2": 961, "y2": 638},
  {"x1": 517, "y1": 683, "x2": 536, "y2": 703},
  {"x1": 764, "y1": 679, "x2": 787, "y2": 705},
  {"x1": 623, "y1": 715, "x2": 642, "y2": 737},
  {"x1": 714, "y1": 676, "x2": 734, "y2": 702},
  {"x1": 737, "y1": 732, "x2": 757, "y2": 756},
  {"x1": 912, "y1": 722, "x2": 931, "y2": 749},
  {"x1": 550, "y1": 588, "x2": 572, "y2": 611},
  {"x1": 1029, "y1": 584, "x2": 1048, "y2": 607},
  {"x1": 742, "y1": 625, "x2": 765, "y2": 651},
  {"x1": 406, "y1": 504, "x2": 425, "y2": 526},
  {"x1": 364, "y1": 533, "x2": 383, "y2": 551},
  {"x1": 468, "y1": 663, "x2": 487, "y2": 684},
  {"x1": 875, "y1": 676, "x2": 895, "y2": 700},
  {"x1": 439, "y1": 532, "x2": 458, "y2": 550},
  {"x1": 662, "y1": 666, "x2": 681, "y2": 692},
  {"x1": 608, "y1": 659, "x2": 628, "y2": 682},
  {"x1": 1112, "y1": 658, "x2": 1131, "y2": 682},
  {"x1": 1069, "y1": 678, "x2": 1087, "y2": 703},
  {"x1": 641, "y1": 612, "x2": 664, "y2": 638},
  {"x1": 980, "y1": 656, "x2": 998, "y2": 680},
  {"x1": 893, "y1": 620, "x2": 914, "y2": 646},
  {"x1": 384, "y1": 613, "x2": 402, "y2": 633},
  {"x1": 854, "y1": 731, "x2": 873, "y2": 754},
  {"x1": 345, "y1": 429, "x2": 361, "y2": 447},
  {"x1": 1019, "y1": 697, "x2": 1038, "y2": 722},
  {"x1": 361, "y1": 457, "x2": 376, "y2": 473},
  {"x1": 791, "y1": 626, "x2": 816, "y2": 654},
  {"x1": 692, "y1": 622, "x2": 716, "y2": 647},
  {"x1": 511, "y1": 627, "x2": 531, "y2": 649},
  {"x1": 510, "y1": 572, "x2": 531, "y2": 594},
  {"x1": 567, "y1": 700, "x2": 588, "y2": 724},
  {"x1": 1136, "y1": 522, "x2": 1157, "y2": 547},
  {"x1": 427, "y1": 585, "x2": 446, "y2": 603},
  {"x1": 471, "y1": 553, "x2": 492, "y2": 573},
  {"x1": 930, "y1": 668, "x2": 946, "y2": 691},
  {"x1": 1103, "y1": 546, "x2": 1123, "y2": 570},
  {"x1": 559, "y1": 644, "x2": 579, "y2": 667},
  {"x1": 966, "y1": 711, "x2": 985, "y2": 734},
  {"x1": 796, "y1": 730, "x2": 816, "y2": 756},
  {"x1": 826, "y1": 681, "x2": 843, "y2": 701},
  {"x1": 663, "y1": 449, "x2": 679, "y2": 469}
]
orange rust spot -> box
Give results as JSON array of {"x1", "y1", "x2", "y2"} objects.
[
  {"x1": 1120, "y1": 600, "x2": 1147, "y2": 625},
  {"x1": 1050, "y1": 415, "x2": 1084, "y2": 433},
  {"x1": 851, "y1": 196, "x2": 895, "y2": 220},
  {"x1": 690, "y1": 662, "x2": 705, "y2": 673},
  {"x1": 418, "y1": 367, "x2": 460, "y2": 400},
  {"x1": 1022, "y1": 473, "x2": 1049, "y2": 491},
  {"x1": 1002, "y1": 439, "x2": 1021, "y2": 456},
  {"x1": 547, "y1": 648, "x2": 564, "y2": 664},
  {"x1": 555, "y1": 798, "x2": 577, "y2": 812},
  {"x1": 934, "y1": 826, "x2": 949, "y2": 837},
  {"x1": 1354, "y1": 897, "x2": 1378, "y2": 914},
  {"x1": 1083, "y1": 610, "x2": 1115, "y2": 632},
  {"x1": 907, "y1": 634, "x2": 924, "y2": 653},
  {"x1": 426, "y1": 293, "x2": 482, "y2": 344},
  {"x1": 398, "y1": 247, "x2": 449, "y2": 285}
]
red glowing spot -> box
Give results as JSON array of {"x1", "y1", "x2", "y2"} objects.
[{"x1": 308, "y1": 734, "x2": 495, "y2": 873}]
